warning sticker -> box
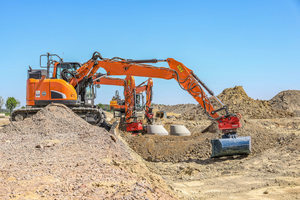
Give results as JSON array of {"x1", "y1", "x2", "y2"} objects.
[{"x1": 36, "y1": 90, "x2": 40, "y2": 98}]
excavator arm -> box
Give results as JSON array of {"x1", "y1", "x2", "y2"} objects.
[{"x1": 93, "y1": 75, "x2": 125, "y2": 87}]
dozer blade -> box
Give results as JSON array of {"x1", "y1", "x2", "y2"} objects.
[{"x1": 211, "y1": 136, "x2": 251, "y2": 158}]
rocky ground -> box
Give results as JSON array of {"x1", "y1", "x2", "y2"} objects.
[
  {"x1": 0, "y1": 105, "x2": 176, "y2": 199},
  {"x1": 0, "y1": 87, "x2": 299, "y2": 199}
]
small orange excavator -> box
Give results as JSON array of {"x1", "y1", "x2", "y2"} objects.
[
  {"x1": 109, "y1": 90, "x2": 125, "y2": 114},
  {"x1": 93, "y1": 75, "x2": 154, "y2": 132},
  {"x1": 12, "y1": 52, "x2": 250, "y2": 157},
  {"x1": 93, "y1": 76, "x2": 126, "y2": 113}
]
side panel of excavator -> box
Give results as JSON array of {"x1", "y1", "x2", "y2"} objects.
[{"x1": 26, "y1": 78, "x2": 78, "y2": 106}]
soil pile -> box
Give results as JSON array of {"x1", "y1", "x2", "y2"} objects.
[
  {"x1": 0, "y1": 104, "x2": 176, "y2": 199},
  {"x1": 181, "y1": 86, "x2": 293, "y2": 120},
  {"x1": 122, "y1": 117, "x2": 299, "y2": 162},
  {"x1": 270, "y1": 90, "x2": 300, "y2": 117},
  {"x1": 217, "y1": 86, "x2": 293, "y2": 118},
  {"x1": 153, "y1": 104, "x2": 197, "y2": 114}
]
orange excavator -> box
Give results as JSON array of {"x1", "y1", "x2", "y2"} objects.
[
  {"x1": 12, "y1": 53, "x2": 108, "y2": 128},
  {"x1": 93, "y1": 75, "x2": 154, "y2": 131},
  {"x1": 12, "y1": 52, "x2": 250, "y2": 157},
  {"x1": 93, "y1": 75, "x2": 126, "y2": 113}
]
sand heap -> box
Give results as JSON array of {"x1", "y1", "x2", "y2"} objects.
[
  {"x1": 0, "y1": 104, "x2": 176, "y2": 199},
  {"x1": 270, "y1": 90, "x2": 300, "y2": 117},
  {"x1": 181, "y1": 86, "x2": 293, "y2": 120}
]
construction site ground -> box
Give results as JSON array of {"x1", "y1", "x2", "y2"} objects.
[
  {"x1": 0, "y1": 87, "x2": 299, "y2": 199},
  {"x1": 120, "y1": 117, "x2": 300, "y2": 200},
  {"x1": 118, "y1": 87, "x2": 300, "y2": 199}
]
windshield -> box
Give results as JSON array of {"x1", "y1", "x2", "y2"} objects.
[
  {"x1": 85, "y1": 85, "x2": 95, "y2": 100},
  {"x1": 135, "y1": 94, "x2": 144, "y2": 111},
  {"x1": 56, "y1": 63, "x2": 80, "y2": 79}
]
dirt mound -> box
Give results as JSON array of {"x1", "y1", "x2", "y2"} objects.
[
  {"x1": 181, "y1": 86, "x2": 293, "y2": 120},
  {"x1": 218, "y1": 86, "x2": 293, "y2": 118},
  {"x1": 270, "y1": 90, "x2": 300, "y2": 117},
  {"x1": 0, "y1": 104, "x2": 176, "y2": 199},
  {"x1": 2, "y1": 104, "x2": 103, "y2": 136},
  {"x1": 153, "y1": 104, "x2": 196, "y2": 114},
  {"x1": 121, "y1": 117, "x2": 299, "y2": 162}
]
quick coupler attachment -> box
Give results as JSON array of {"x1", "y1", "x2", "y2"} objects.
[{"x1": 211, "y1": 134, "x2": 251, "y2": 158}]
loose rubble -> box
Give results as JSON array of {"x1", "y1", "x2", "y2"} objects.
[{"x1": 0, "y1": 104, "x2": 176, "y2": 199}]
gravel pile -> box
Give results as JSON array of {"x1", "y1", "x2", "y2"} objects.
[{"x1": 0, "y1": 104, "x2": 176, "y2": 199}]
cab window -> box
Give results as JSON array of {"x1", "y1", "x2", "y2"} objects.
[{"x1": 55, "y1": 63, "x2": 80, "y2": 79}]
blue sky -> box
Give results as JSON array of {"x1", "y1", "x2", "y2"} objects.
[{"x1": 0, "y1": 0, "x2": 299, "y2": 107}]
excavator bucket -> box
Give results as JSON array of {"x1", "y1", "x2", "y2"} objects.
[{"x1": 211, "y1": 136, "x2": 251, "y2": 158}]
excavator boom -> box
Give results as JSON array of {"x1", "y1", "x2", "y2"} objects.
[{"x1": 71, "y1": 53, "x2": 226, "y2": 122}]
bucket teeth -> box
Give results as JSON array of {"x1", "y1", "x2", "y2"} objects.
[{"x1": 211, "y1": 136, "x2": 251, "y2": 158}]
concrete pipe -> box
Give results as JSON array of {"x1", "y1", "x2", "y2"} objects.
[
  {"x1": 146, "y1": 125, "x2": 169, "y2": 136},
  {"x1": 170, "y1": 125, "x2": 191, "y2": 136}
]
